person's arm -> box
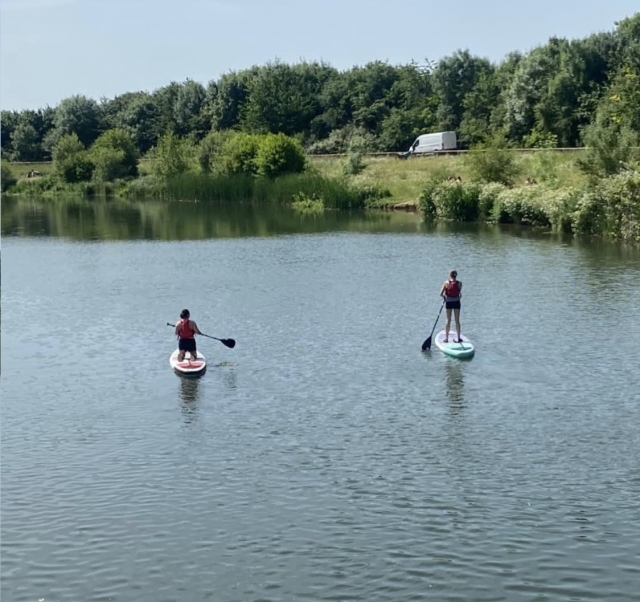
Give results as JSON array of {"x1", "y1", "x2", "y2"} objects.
[
  {"x1": 440, "y1": 281, "x2": 447, "y2": 298},
  {"x1": 459, "y1": 281, "x2": 462, "y2": 297},
  {"x1": 191, "y1": 320, "x2": 203, "y2": 335},
  {"x1": 174, "y1": 321, "x2": 181, "y2": 336}
]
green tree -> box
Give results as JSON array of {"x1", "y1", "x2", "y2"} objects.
[
  {"x1": 89, "y1": 128, "x2": 139, "y2": 181},
  {"x1": 220, "y1": 132, "x2": 261, "y2": 175},
  {"x1": 254, "y1": 133, "x2": 306, "y2": 178},
  {"x1": 52, "y1": 133, "x2": 93, "y2": 183},
  {"x1": 51, "y1": 94, "x2": 102, "y2": 148},
  {"x1": 151, "y1": 132, "x2": 196, "y2": 179},
  {"x1": 1, "y1": 162, "x2": 17, "y2": 192},
  {"x1": 433, "y1": 50, "x2": 494, "y2": 134}
]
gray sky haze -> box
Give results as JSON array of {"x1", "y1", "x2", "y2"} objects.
[{"x1": 1, "y1": 0, "x2": 639, "y2": 110}]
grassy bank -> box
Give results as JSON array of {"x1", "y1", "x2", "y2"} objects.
[
  {"x1": 417, "y1": 171, "x2": 640, "y2": 242},
  {"x1": 309, "y1": 151, "x2": 588, "y2": 206}
]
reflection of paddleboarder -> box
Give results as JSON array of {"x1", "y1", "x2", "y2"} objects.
[{"x1": 440, "y1": 270, "x2": 462, "y2": 343}]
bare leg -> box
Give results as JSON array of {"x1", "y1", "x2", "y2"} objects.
[
  {"x1": 178, "y1": 349, "x2": 185, "y2": 361},
  {"x1": 191, "y1": 349, "x2": 198, "y2": 361},
  {"x1": 454, "y1": 308, "x2": 461, "y2": 342},
  {"x1": 445, "y1": 308, "x2": 452, "y2": 342}
]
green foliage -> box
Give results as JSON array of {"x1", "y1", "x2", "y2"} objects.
[
  {"x1": 464, "y1": 135, "x2": 521, "y2": 184},
  {"x1": 89, "y1": 128, "x2": 139, "y2": 181},
  {"x1": 419, "y1": 180, "x2": 481, "y2": 221},
  {"x1": 573, "y1": 171, "x2": 640, "y2": 241},
  {"x1": 52, "y1": 94, "x2": 102, "y2": 147},
  {"x1": 254, "y1": 133, "x2": 307, "y2": 178},
  {"x1": 3, "y1": 13, "x2": 640, "y2": 166},
  {"x1": 577, "y1": 118, "x2": 640, "y2": 179},
  {"x1": 150, "y1": 132, "x2": 197, "y2": 179},
  {"x1": 198, "y1": 130, "x2": 232, "y2": 173},
  {"x1": 52, "y1": 133, "x2": 93, "y2": 183},
  {"x1": 291, "y1": 192, "x2": 325, "y2": 213},
  {"x1": 1, "y1": 162, "x2": 17, "y2": 192},
  {"x1": 161, "y1": 172, "x2": 371, "y2": 209},
  {"x1": 220, "y1": 132, "x2": 261, "y2": 175}
]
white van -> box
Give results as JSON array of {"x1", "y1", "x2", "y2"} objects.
[{"x1": 403, "y1": 131, "x2": 457, "y2": 156}]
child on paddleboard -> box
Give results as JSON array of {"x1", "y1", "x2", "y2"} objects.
[
  {"x1": 440, "y1": 270, "x2": 462, "y2": 343},
  {"x1": 175, "y1": 309, "x2": 203, "y2": 362}
]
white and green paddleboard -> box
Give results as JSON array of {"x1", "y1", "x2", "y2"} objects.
[{"x1": 434, "y1": 330, "x2": 475, "y2": 359}]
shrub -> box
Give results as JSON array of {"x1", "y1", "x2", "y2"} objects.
[
  {"x1": 52, "y1": 133, "x2": 93, "y2": 183},
  {"x1": 151, "y1": 132, "x2": 197, "y2": 179},
  {"x1": 464, "y1": 135, "x2": 521, "y2": 185},
  {"x1": 577, "y1": 118, "x2": 640, "y2": 180},
  {"x1": 492, "y1": 186, "x2": 550, "y2": 226},
  {"x1": 220, "y1": 132, "x2": 261, "y2": 175},
  {"x1": 90, "y1": 128, "x2": 139, "y2": 181},
  {"x1": 478, "y1": 182, "x2": 507, "y2": 220},
  {"x1": 198, "y1": 130, "x2": 232, "y2": 174},
  {"x1": 573, "y1": 171, "x2": 640, "y2": 241},
  {"x1": 419, "y1": 180, "x2": 481, "y2": 221},
  {"x1": 255, "y1": 133, "x2": 306, "y2": 178},
  {"x1": 1, "y1": 162, "x2": 17, "y2": 192},
  {"x1": 343, "y1": 150, "x2": 364, "y2": 175}
]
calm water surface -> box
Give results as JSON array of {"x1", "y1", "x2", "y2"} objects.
[{"x1": 2, "y1": 198, "x2": 640, "y2": 602}]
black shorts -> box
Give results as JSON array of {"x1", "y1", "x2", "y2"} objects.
[
  {"x1": 178, "y1": 338, "x2": 196, "y2": 352},
  {"x1": 445, "y1": 300, "x2": 461, "y2": 310}
]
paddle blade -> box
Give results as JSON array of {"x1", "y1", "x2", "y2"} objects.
[
  {"x1": 421, "y1": 336, "x2": 432, "y2": 351},
  {"x1": 221, "y1": 338, "x2": 236, "y2": 348}
]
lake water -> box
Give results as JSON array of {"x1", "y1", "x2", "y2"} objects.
[{"x1": 2, "y1": 197, "x2": 640, "y2": 602}]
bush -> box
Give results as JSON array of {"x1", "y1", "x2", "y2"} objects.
[
  {"x1": 1, "y1": 162, "x2": 17, "y2": 192},
  {"x1": 492, "y1": 186, "x2": 550, "y2": 226},
  {"x1": 150, "y1": 132, "x2": 197, "y2": 179},
  {"x1": 343, "y1": 150, "x2": 364, "y2": 175},
  {"x1": 52, "y1": 133, "x2": 94, "y2": 183},
  {"x1": 419, "y1": 180, "x2": 481, "y2": 221},
  {"x1": 58, "y1": 153, "x2": 94, "y2": 183},
  {"x1": 255, "y1": 133, "x2": 306, "y2": 178},
  {"x1": 478, "y1": 182, "x2": 507, "y2": 219},
  {"x1": 90, "y1": 128, "x2": 139, "y2": 181},
  {"x1": 220, "y1": 132, "x2": 261, "y2": 175},
  {"x1": 577, "y1": 120, "x2": 640, "y2": 181},
  {"x1": 573, "y1": 171, "x2": 640, "y2": 241},
  {"x1": 306, "y1": 126, "x2": 378, "y2": 155},
  {"x1": 198, "y1": 130, "x2": 232, "y2": 174},
  {"x1": 464, "y1": 135, "x2": 521, "y2": 185}
]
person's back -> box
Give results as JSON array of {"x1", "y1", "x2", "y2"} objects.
[
  {"x1": 175, "y1": 309, "x2": 202, "y2": 361},
  {"x1": 439, "y1": 270, "x2": 463, "y2": 343}
]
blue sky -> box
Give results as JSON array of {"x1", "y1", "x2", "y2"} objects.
[{"x1": 1, "y1": 0, "x2": 638, "y2": 111}]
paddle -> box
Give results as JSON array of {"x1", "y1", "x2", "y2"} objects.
[
  {"x1": 166, "y1": 323, "x2": 236, "y2": 348},
  {"x1": 421, "y1": 298, "x2": 446, "y2": 351}
]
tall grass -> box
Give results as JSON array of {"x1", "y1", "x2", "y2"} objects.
[{"x1": 162, "y1": 172, "x2": 372, "y2": 209}]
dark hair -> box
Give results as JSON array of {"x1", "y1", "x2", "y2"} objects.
[
  {"x1": 449, "y1": 270, "x2": 458, "y2": 279},
  {"x1": 180, "y1": 309, "x2": 190, "y2": 319}
]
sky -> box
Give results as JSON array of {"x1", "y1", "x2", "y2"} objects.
[{"x1": 1, "y1": 0, "x2": 639, "y2": 111}]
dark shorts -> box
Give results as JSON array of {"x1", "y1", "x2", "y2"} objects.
[
  {"x1": 178, "y1": 338, "x2": 196, "y2": 352},
  {"x1": 446, "y1": 300, "x2": 461, "y2": 310}
]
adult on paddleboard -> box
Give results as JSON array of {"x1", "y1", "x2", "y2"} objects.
[
  {"x1": 174, "y1": 309, "x2": 203, "y2": 362},
  {"x1": 439, "y1": 270, "x2": 462, "y2": 343}
]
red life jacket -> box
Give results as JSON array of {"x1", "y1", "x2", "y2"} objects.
[
  {"x1": 179, "y1": 319, "x2": 195, "y2": 339},
  {"x1": 446, "y1": 280, "x2": 461, "y2": 297}
]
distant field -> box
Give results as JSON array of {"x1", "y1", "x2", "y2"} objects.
[{"x1": 5, "y1": 162, "x2": 56, "y2": 179}]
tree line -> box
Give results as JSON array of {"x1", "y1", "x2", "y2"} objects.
[{"x1": 2, "y1": 13, "x2": 639, "y2": 163}]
